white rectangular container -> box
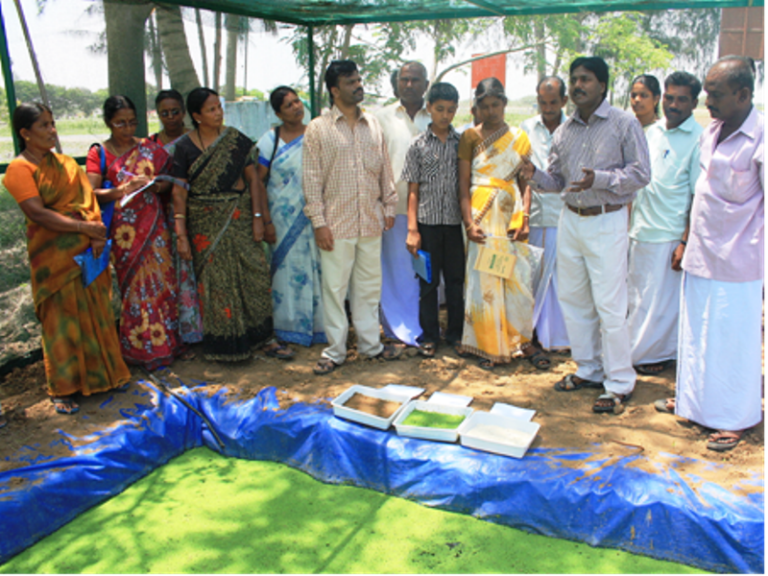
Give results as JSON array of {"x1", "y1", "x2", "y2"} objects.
[
  {"x1": 332, "y1": 385, "x2": 413, "y2": 430},
  {"x1": 393, "y1": 400, "x2": 474, "y2": 443},
  {"x1": 459, "y1": 411, "x2": 540, "y2": 459}
]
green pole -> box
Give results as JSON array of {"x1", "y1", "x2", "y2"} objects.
[
  {"x1": 308, "y1": 25, "x2": 316, "y2": 118},
  {"x1": 0, "y1": 1, "x2": 19, "y2": 155}
]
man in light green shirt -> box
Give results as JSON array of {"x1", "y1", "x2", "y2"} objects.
[{"x1": 627, "y1": 71, "x2": 703, "y2": 375}]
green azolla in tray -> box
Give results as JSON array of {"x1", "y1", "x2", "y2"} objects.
[{"x1": 401, "y1": 409, "x2": 466, "y2": 429}]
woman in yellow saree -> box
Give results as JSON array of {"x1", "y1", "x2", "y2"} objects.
[
  {"x1": 4, "y1": 103, "x2": 131, "y2": 414},
  {"x1": 458, "y1": 78, "x2": 549, "y2": 371}
]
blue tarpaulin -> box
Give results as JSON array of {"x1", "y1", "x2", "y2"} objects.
[{"x1": 0, "y1": 381, "x2": 763, "y2": 573}]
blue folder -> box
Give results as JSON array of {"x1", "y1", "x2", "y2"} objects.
[
  {"x1": 411, "y1": 250, "x2": 432, "y2": 283},
  {"x1": 73, "y1": 201, "x2": 114, "y2": 287}
]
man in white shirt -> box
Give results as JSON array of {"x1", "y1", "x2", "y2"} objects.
[
  {"x1": 628, "y1": 71, "x2": 702, "y2": 376},
  {"x1": 520, "y1": 76, "x2": 569, "y2": 353},
  {"x1": 375, "y1": 61, "x2": 432, "y2": 347}
]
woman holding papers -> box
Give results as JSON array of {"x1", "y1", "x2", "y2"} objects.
[
  {"x1": 86, "y1": 95, "x2": 184, "y2": 369},
  {"x1": 5, "y1": 103, "x2": 131, "y2": 414},
  {"x1": 458, "y1": 78, "x2": 548, "y2": 371}
]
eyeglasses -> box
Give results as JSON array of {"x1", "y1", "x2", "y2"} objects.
[
  {"x1": 112, "y1": 119, "x2": 138, "y2": 129},
  {"x1": 159, "y1": 108, "x2": 183, "y2": 118}
]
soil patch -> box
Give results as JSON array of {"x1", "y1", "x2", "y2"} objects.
[{"x1": 343, "y1": 392, "x2": 402, "y2": 418}]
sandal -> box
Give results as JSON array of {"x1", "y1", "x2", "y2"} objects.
[
  {"x1": 313, "y1": 357, "x2": 339, "y2": 375},
  {"x1": 525, "y1": 350, "x2": 551, "y2": 371},
  {"x1": 654, "y1": 398, "x2": 675, "y2": 414},
  {"x1": 419, "y1": 343, "x2": 437, "y2": 358},
  {"x1": 635, "y1": 360, "x2": 674, "y2": 376},
  {"x1": 593, "y1": 391, "x2": 632, "y2": 414},
  {"x1": 370, "y1": 344, "x2": 403, "y2": 361},
  {"x1": 451, "y1": 342, "x2": 472, "y2": 358},
  {"x1": 478, "y1": 358, "x2": 495, "y2": 371},
  {"x1": 263, "y1": 341, "x2": 296, "y2": 360},
  {"x1": 554, "y1": 374, "x2": 602, "y2": 392},
  {"x1": 707, "y1": 430, "x2": 742, "y2": 452},
  {"x1": 51, "y1": 396, "x2": 80, "y2": 415}
]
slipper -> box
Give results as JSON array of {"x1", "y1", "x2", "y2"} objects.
[
  {"x1": 635, "y1": 360, "x2": 674, "y2": 376},
  {"x1": 452, "y1": 343, "x2": 472, "y2": 358},
  {"x1": 313, "y1": 357, "x2": 339, "y2": 375},
  {"x1": 654, "y1": 398, "x2": 675, "y2": 414},
  {"x1": 51, "y1": 397, "x2": 80, "y2": 415},
  {"x1": 593, "y1": 391, "x2": 632, "y2": 414},
  {"x1": 525, "y1": 350, "x2": 551, "y2": 371},
  {"x1": 554, "y1": 374, "x2": 602, "y2": 392},
  {"x1": 419, "y1": 342, "x2": 437, "y2": 358},
  {"x1": 478, "y1": 358, "x2": 495, "y2": 371},
  {"x1": 707, "y1": 430, "x2": 742, "y2": 452},
  {"x1": 263, "y1": 342, "x2": 296, "y2": 360},
  {"x1": 180, "y1": 351, "x2": 196, "y2": 361},
  {"x1": 370, "y1": 344, "x2": 403, "y2": 361}
]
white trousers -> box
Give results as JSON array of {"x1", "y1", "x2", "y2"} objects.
[
  {"x1": 529, "y1": 226, "x2": 570, "y2": 350},
  {"x1": 319, "y1": 236, "x2": 384, "y2": 364},
  {"x1": 627, "y1": 239, "x2": 682, "y2": 365},
  {"x1": 557, "y1": 207, "x2": 635, "y2": 395},
  {"x1": 676, "y1": 272, "x2": 763, "y2": 431}
]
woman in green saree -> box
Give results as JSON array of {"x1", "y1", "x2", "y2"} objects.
[{"x1": 170, "y1": 88, "x2": 293, "y2": 362}]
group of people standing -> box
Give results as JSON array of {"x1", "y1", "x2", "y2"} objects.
[{"x1": 1, "y1": 54, "x2": 762, "y2": 456}]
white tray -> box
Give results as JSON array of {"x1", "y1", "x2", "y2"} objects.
[
  {"x1": 459, "y1": 411, "x2": 539, "y2": 459},
  {"x1": 331, "y1": 385, "x2": 416, "y2": 430},
  {"x1": 393, "y1": 400, "x2": 474, "y2": 443}
]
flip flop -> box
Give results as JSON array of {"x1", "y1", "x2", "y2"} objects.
[
  {"x1": 635, "y1": 360, "x2": 674, "y2": 375},
  {"x1": 419, "y1": 343, "x2": 437, "y2": 358},
  {"x1": 264, "y1": 342, "x2": 296, "y2": 360},
  {"x1": 525, "y1": 350, "x2": 551, "y2": 371},
  {"x1": 707, "y1": 431, "x2": 742, "y2": 452},
  {"x1": 554, "y1": 374, "x2": 602, "y2": 392},
  {"x1": 313, "y1": 357, "x2": 339, "y2": 375},
  {"x1": 478, "y1": 358, "x2": 495, "y2": 371},
  {"x1": 370, "y1": 344, "x2": 403, "y2": 361},
  {"x1": 451, "y1": 343, "x2": 472, "y2": 358},
  {"x1": 593, "y1": 391, "x2": 632, "y2": 414},
  {"x1": 51, "y1": 397, "x2": 80, "y2": 415},
  {"x1": 654, "y1": 398, "x2": 675, "y2": 414}
]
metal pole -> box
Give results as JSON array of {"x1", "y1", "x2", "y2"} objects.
[
  {"x1": 308, "y1": 25, "x2": 316, "y2": 118},
  {"x1": 0, "y1": 2, "x2": 19, "y2": 155}
]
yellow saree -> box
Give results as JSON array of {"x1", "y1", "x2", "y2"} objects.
[
  {"x1": 461, "y1": 125, "x2": 542, "y2": 363},
  {"x1": 7, "y1": 153, "x2": 130, "y2": 396}
]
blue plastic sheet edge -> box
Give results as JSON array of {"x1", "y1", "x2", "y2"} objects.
[{"x1": 0, "y1": 382, "x2": 763, "y2": 573}]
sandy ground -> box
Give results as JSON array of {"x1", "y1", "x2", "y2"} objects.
[{"x1": 0, "y1": 330, "x2": 763, "y2": 496}]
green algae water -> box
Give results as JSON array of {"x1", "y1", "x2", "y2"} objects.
[
  {"x1": 1, "y1": 448, "x2": 708, "y2": 574},
  {"x1": 402, "y1": 409, "x2": 466, "y2": 428}
]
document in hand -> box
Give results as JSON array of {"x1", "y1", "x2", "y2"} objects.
[{"x1": 411, "y1": 250, "x2": 432, "y2": 283}]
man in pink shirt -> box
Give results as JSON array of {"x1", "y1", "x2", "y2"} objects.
[{"x1": 656, "y1": 56, "x2": 763, "y2": 452}]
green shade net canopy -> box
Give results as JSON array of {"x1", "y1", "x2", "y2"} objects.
[{"x1": 157, "y1": 0, "x2": 762, "y2": 25}]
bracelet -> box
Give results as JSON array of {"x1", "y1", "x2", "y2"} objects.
[
  {"x1": 253, "y1": 212, "x2": 262, "y2": 218},
  {"x1": 522, "y1": 214, "x2": 530, "y2": 219},
  {"x1": 174, "y1": 214, "x2": 186, "y2": 219},
  {"x1": 680, "y1": 239, "x2": 687, "y2": 246}
]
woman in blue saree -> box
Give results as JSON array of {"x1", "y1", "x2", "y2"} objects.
[{"x1": 256, "y1": 87, "x2": 325, "y2": 347}]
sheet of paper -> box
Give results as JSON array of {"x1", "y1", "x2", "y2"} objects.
[
  {"x1": 474, "y1": 246, "x2": 516, "y2": 279},
  {"x1": 490, "y1": 402, "x2": 536, "y2": 422},
  {"x1": 119, "y1": 179, "x2": 156, "y2": 208},
  {"x1": 427, "y1": 391, "x2": 473, "y2": 407},
  {"x1": 381, "y1": 384, "x2": 425, "y2": 400}
]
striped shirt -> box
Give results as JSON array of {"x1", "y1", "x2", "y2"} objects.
[
  {"x1": 303, "y1": 105, "x2": 397, "y2": 239},
  {"x1": 401, "y1": 124, "x2": 462, "y2": 226},
  {"x1": 532, "y1": 99, "x2": 650, "y2": 208}
]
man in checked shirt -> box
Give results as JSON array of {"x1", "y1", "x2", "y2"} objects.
[
  {"x1": 303, "y1": 60, "x2": 402, "y2": 375},
  {"x1": 521, "y1": 56, "x2": 650, "y2": 414}
]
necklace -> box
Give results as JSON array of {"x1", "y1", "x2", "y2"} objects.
[
  {"x1": 197, "y1": 127, "x2": 221, "y2": 151},
  {"x1": 22, "y1": 148, "x2": 44, "y2": 164}
]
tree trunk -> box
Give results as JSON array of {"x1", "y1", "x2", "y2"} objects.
[
  {"x1": 242, "y1": 26, "x2": 248, "y2": 96},
  {"x1": 155, "y1": 3, "x2": 200, "y2": 98},
  {"x1": 224, "y1": 14, "x2": 239, "y2": 101},
  {"x1": 212, "y1": 12, "x2": 222, "y2": 92},
  {"x1": 104, "y1": 0, "x2": 152, "y2": 136},
  {"x1": 339, "y1": 24, "x2": 353, "y2": 59},
  {"x1": 148, "y1": 11, "x2": 163, "y2": 90},
  {"x1": 195, "y1": 8, "x2": 209, "y2": 87}
]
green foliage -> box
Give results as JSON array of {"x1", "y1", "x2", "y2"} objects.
[{"x1": 13, "y1": 80, "x2": 105, "y2": 117}]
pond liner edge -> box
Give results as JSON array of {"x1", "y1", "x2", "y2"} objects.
[{"x1": 0, "y1": 380, "x2": 763, "y2": 573}]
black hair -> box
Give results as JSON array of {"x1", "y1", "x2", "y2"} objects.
[
  {"x1": 664, "y1": 71, "x2": 702, "y2": 100},
  {"x1": 389, "y1": 69, "x2": 400, "y2": 98},
  {"x1": 269, "y1": 86, "x2": 298, "y2": 114},
  {"x1": 631, "y1": 74, "x2": 661, "y2": 116},
  {"x1": 570, "y1": 56, "x2": 610, "y2": 99},
  {"x1": 186, "y1": 87, "x2": 219, "y2": 128},
  {"x1": 103, "y1": 95, "x2": 136, "y2": 125},
  {"x1": 427, "y1": 82, "x2": 459, "y2": 104},
  {"x1": 155, "y1": 89, "x2": 185, "y2": 110},
  {"x1": 475, "y1": 77, "x2": 507, "y2": 105},
  {"x1": 13, "y1": 102, "x2": 51, "y2": 152},
  {"x1": 715, "y1": 55, "x2": 755, "y2": 93},
  {"x1": 536, "y1": 76, "x2": 567, "y2": 100},
  {"x1": 324, "y1": 60, "x2": 358, "y2": 106}
]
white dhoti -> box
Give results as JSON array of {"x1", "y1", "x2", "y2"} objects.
[
  {"x1": 557, "y1": 207, "x2": 635, "y2": 396},
  {"x1": 530, "y1": 226, "x2": 569, "y2": 350},
  {"x1": 627, "y1": 239, "x2": 682, "y2": 365},
  {"x1": 676, "y1": 272, "x2": 763, "y2": 431}
]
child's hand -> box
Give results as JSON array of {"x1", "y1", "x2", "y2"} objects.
[
  {"x1": 406, "y1": 229, "x2": 421, "y2": 256},
  {"x1": 467, "y1": 223, "x2": 485, "y2": 244}
]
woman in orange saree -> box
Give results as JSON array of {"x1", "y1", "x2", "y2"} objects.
[{"x1": 4, "y1": 103, "x2": 131, "y2": 414}]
